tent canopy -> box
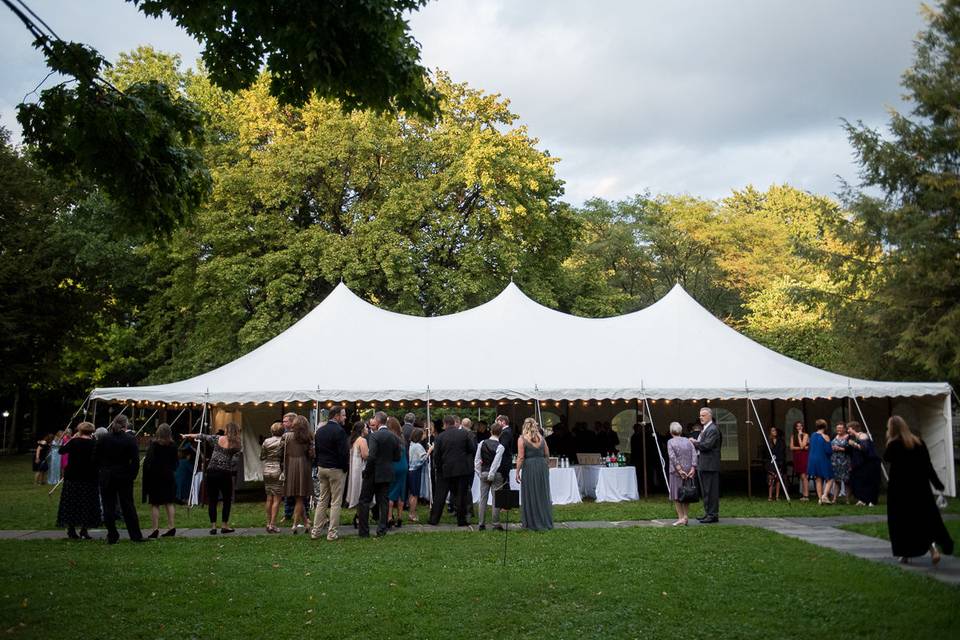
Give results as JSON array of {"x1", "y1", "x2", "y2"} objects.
[{"x1": 91, "y1": 282, "x2": 950, "y2": 404}]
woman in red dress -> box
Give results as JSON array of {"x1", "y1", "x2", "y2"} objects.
[{"x1": 790, "y1": 421, "x2": 810, "y2": 501}]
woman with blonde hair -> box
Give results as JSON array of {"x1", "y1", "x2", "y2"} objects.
[
  {"x1": 789, "y1": 421, "x2": 810, "y2": 501},
  {"x1": 884, "y1": 415, "x2": 954, "y2": 564},
  {"x1": 260, "y1": 422, "x2": 286, "y2": 533},
  {"x1": 142, "y1": 423, "x2": 179, "y2": 537},
  {"x1": 283, "y1": 414, "x2": 314, "y2": 533},
  {"x1": 182, "y1": 422, "x2": 243, "y2": 534},
  {"x1": 516, "y1": 417, "x2": 553, "y2": 531}
]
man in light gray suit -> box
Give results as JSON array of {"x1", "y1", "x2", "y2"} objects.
[{"x1": 691, "y1": 407, "x2": 721, "y2": 523}]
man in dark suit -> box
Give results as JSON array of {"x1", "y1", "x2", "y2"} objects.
[
  {"x1": 493, "y1": 414, "x2": 519, "y2": 522},
  {"x1": 428, "y1": 414, "x2": 477, "y2": 526},
  {"x1": 357, "y1": 411, "x2": 401, "y2": 537},
  {"x1": 402, "y1": 412, "x2": 416, "y2": 448},
  {"x1": 95, "y1": 415, "x2": 145, "y2": 543},
  {"x1": 691, "y1": 407, "x2": 722, "y2": 523}
]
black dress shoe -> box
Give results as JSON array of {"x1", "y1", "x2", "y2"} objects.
[
  {"x1": 478, "y1": 524, "x2": 486, "y2": 531},
  {"x1": 107, "y1": 534, "x2": 120, "y2": 545},
  {"x1": 67, "y1": 527, "x2": 79, "y2": 540},
  {"x1": 79, "y1": 529, "x2": 92, "y2": 540},
  {"x1": 700, "y1": 517, "x2": 719, "y2": 524}
]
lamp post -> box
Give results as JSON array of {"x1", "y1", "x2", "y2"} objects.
[{"x1": 2, "y1": 410, "x2": 8, "y2": 453}]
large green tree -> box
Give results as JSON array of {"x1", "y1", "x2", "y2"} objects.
[
  {"x1": 840, "y1": 0, "x2": 960, "y2": 384},
  {"x1": 124, "y1": 59, "x2": 575, "y2": 382},
  {"x1": 5, "y1": 0, "x2": 439, "y2": 234}
]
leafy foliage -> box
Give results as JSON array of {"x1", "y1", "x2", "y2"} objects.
[
  {"x1": 16, "y1": 37, "x2": 211, "y2": 234},
  {"x1": 839, "y1": 0, "x2": 960, "y2": 384},
  {"x1": 132, "y1": 68, "x2": 575, "y2": 381},
  {"x1": 131, "y1": 0, "x2": 441, "y2": 118}
]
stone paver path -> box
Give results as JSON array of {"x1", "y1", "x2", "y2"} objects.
[{"x1": 1, "y1": 514, "x2": 956, "y2": 586}]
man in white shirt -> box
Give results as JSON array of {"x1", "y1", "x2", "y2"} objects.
[{"x1": 473, "y1": 422, "x2": 506, "y2": 530}]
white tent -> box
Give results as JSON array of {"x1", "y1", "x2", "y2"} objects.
[
  {"x1": 91, "y1": 282, "x2": 949, "y2": 403},
  {"x1": 90, "y1": 282, "x2": 955, "y2": 492}
]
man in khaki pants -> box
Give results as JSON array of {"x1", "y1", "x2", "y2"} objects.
[{"x1": 310, "y1": 406, "x2": 349, "y2": 540}]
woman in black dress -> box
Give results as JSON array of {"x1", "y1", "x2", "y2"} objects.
[
  {"x1": 884, "y1": 415, "x2": 954, "y2": 564},
  {"x1": 33, "y1": 435, "x2": 51, "y2": 484},
  {"x1": 55, "y1": 422, "x2": 101, "y2": 539},
  {"x1": 142, "y1": 423, "x2": 179, "y2": 538},
  {"x1": 766, "y1": 427, "x2": 786, "y2": 501},
  {"x1": 846, "y1": 421, "x2": 881, "y2": 506}
]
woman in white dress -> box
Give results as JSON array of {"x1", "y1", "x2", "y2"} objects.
[{"x1": 346, "y1": 421, "x2": 369, "y2": 510}]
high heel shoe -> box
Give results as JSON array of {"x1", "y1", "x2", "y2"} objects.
[
  {"x1": 147, "y1": 529, "x2": 160, "y2": 539},
  {"x1": 161, "y1": 528, "x2": 176, "y2": 537}
]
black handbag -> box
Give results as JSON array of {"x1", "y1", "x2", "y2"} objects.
[{"x1": 678, "y1": 477, "x2": 699, "y2": 504}]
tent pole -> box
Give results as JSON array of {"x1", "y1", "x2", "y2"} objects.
[
  {"x1": 640, "y1": 390, "x2": 669, "y2": 490},
  {"x1": 132, "y1": 409, "x2": 159, "y2": 439},
  {"x1": 849, "y1": 389, "x2": 890, "y2": 482},
  {"x1": 426, "y1": 387, "x2": 433, "y2": 505},
  {"x1": 187, "y1": 399, "x2": 209, "y2": 509},
  {"x1": 745, "y1": 397, "x2": 752, "y2": 498},
  {"x1": 747, "y1": 391, "x2": 790, "y2": 501},
  {"x1": 639, "y1": 398, "x2": 648, "y2": 498}
]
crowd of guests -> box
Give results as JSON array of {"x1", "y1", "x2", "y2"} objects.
[
  {"x1": 790, "y1": 418, "x2": 882, "y2": 506},
  {"x1": 256, "y1": 410, "x2": 554, "y2": 539},
  {"x1": 47, "y1": 406, "x2": 952, "y2": 564}
]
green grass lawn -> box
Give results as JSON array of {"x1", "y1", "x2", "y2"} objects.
[
  {"x1": 1, "y1": 527, "x2": 957, "y2": 639},
  {"x1": 839, "y1": 520, "x2": 960, "y2": 556},
  {"x1": 4, "y1": 454, "x2": 954, "y2": 531}
]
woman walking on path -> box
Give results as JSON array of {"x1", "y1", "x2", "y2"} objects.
[
  {"x1": 55, "y1": 422, "x2": 100, "y2": 539},
  {"x1": 667, "y1": 421, "x2": 697, "y2": 526},
  {"x1": 884, "y1": 415, "x2": 954, "y2": 565},
  {"x1": 183, "y1": 422, "x2": 243, "y2": 534},
  {"x1": 260, "y1": 422, "x2": 286, "y2": 533},
  {"x1": 142, "y1": 424, "x2": 179, "y2": 538},
  {"x1": 516, "y1": 418, "x2": 553, "y2": 531},
  {"x1": 807, "y1": 420, "x2": 834, "y2": 504}
]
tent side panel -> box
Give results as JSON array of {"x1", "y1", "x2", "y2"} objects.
[{"x1": 910, "y1": 394, "x2": 955, "y2": 498}]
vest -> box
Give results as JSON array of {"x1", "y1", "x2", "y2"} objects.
[{"x1": 480, "y1": 439, "x2": 499, "y2": 473}]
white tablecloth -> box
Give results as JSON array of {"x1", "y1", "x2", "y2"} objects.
[
  {"x1": 470, "y1": 467, "x2": 582, "y2": 505},
  {"x1": 574, "y1": 465, "x2": 601, "y2": 499},
  {"x1": 574, "y1": 465, "x2": 639, "y2": 502},
  {"x1": 595, "y1": 466, "x2": 639, "y2": 502}
]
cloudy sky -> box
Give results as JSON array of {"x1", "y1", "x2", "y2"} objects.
[{"x1": 1, "y1": 0, "x2": 926, "y2": 204}]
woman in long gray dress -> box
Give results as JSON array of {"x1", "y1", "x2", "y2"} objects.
[
  {"x1": 667, "y1": 421, "x2": 697, "y2": 526},
  {"x1": 517, "y1": 418, "x2": 553, "y2": 531}
]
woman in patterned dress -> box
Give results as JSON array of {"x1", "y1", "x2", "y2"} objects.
[
  {"x1": 260, "y1": 422, "x2": 286, "y2": 533},
  {"x1": 830, "y1": 422, "x2": 852, "y2": 504}
]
